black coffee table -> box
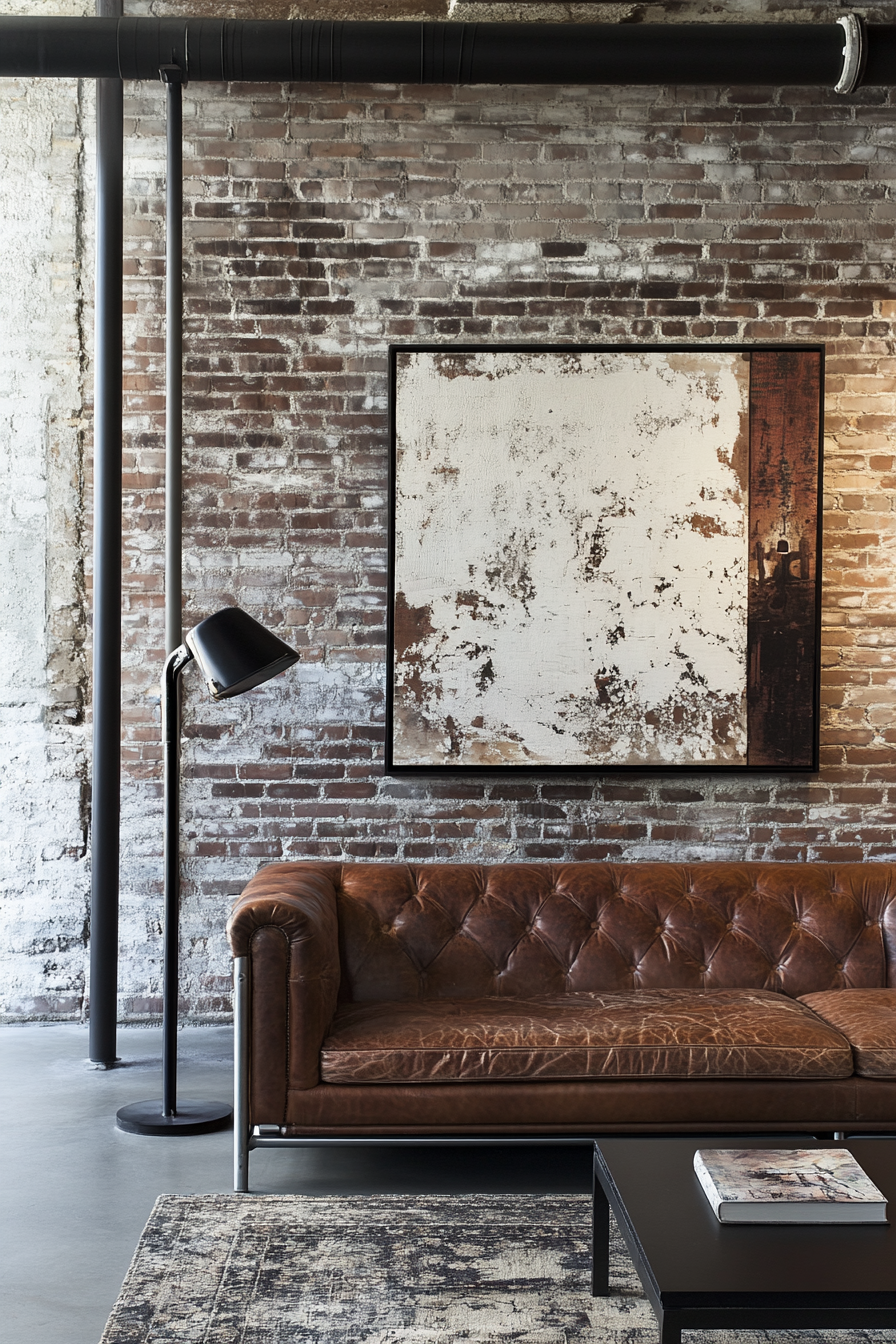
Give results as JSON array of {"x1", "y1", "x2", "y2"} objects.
[{"x1": 592, "y1": 1137, "x2": 896, "y2": 1343}]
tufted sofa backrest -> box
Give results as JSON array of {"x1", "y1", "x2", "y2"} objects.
[{"x1": 333, "y1": 862, "x2": 896, "y2": 1002}]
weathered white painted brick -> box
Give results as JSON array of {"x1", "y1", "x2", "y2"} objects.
[
  {"x1": 5, "y1": 0, "x2": 896, "y2": 1018},
  {"x1": 0, "y1": 0, "x2": 91, "y2": 1020}
]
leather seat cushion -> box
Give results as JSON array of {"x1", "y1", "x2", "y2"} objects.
[
  {"x1": 320, "y1": 988, "x2": 854, "y2": 1084},
  {"x1": 799, "y1": 989, "x2": 896, "y2": 1078}
]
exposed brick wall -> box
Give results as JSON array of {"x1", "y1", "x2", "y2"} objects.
[
  {"x1": 108, "y1": 26, "x2": 896, "y2": 1017},
  {"x1": 4, "y1": 0, "x2": 896, "y2": 1020},
  {"x1": 0, "y1": 0, "x2": 92, "y2": 1022}
]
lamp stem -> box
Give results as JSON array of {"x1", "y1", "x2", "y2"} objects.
[
  {"x1": 164, "y1": 71, "x2": 183, "y2": 656},
  {"x1": 115, "y1": 68, "x2": 237, "y2": 1139},
  {"x1": 162, "y1": 642, "x2": 193, "y2": 1115},
  {"x1": 116, "y1": 641, "x2": 232, "y2": 1135}
]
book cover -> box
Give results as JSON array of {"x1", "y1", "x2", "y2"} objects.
[{"x1": 693, "y1": 1148, "x2": 888, "y2": 1225}]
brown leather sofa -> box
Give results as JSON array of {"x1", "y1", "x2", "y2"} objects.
[{"x1": 227, "y1": 862, "x2": 896, "y2": 1189}]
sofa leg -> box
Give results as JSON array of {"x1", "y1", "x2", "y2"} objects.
[{"x1": 233, "y1": 956, "x2": 251, "y2": 1192}]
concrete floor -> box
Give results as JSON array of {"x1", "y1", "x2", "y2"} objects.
[{"x1": 0, "y1": 1023, "x2": 590, "y2": 1344}]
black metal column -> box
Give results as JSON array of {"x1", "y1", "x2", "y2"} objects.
[{"x1": 88, "y1": 0, "x2": 123, "y2": 1066}]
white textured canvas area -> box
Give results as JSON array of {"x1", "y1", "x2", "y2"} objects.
[{"x1": 393, "y1": 349, "x2": 750, "y2": 767}]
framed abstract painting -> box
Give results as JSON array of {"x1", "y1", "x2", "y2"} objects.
[{"x1": 387, "y1": 344, "x2": 823, "y2": 774}]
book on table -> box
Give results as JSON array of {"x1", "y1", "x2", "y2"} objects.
[{"x1": 693, "y1": 1148, "x2": 888, "y2": 1224}]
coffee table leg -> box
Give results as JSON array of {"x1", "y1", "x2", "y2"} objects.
[
  {"x1": 658, "y1": 1310, "x2": 681, "y2": 1344},
  {"x1": 591, "y1": 1152, "x2": 610, "y2": 1296}
]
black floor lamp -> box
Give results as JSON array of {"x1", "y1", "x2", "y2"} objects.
[{"x1": 116, "y1": 605, "x2": 299, "y2": 1135}]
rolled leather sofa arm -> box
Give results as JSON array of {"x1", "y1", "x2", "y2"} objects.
[{"x1": 227, "y1": 862, "x2": 342, "y2": 1106}]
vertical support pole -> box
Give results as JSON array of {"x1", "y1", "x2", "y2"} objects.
[
  {"x1": 88, "y1": 0, "x2": 124, "y2": 1066},
  {"x1": 163, "y1": 70, "x2": 183, "y2": 655}
]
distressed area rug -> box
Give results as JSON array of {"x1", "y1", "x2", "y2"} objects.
[{"x1": 99, "y1": 1193, "x2": 887, "y2": 1344}]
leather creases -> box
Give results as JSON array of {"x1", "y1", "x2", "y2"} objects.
[
  {"x1": 799, "y1": 989, "x2": 896, "y2": 1078},
  {"x1": 320, "y1": 988, "x2": 853, "y2": 1083}
]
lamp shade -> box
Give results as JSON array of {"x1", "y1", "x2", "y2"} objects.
[{"x1": 184, "y1": 606, "x2": 299, "y2": 700}]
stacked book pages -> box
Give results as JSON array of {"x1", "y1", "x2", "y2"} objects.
[{"x1": 694, "y1": 1148, "x2": 888, "y2": 1224}]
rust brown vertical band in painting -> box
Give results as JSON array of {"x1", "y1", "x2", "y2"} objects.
[{"x1": 747, "y1": 350, "x2": 823, "y2": 770}]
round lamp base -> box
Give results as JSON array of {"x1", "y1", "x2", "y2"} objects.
[{"x1": 116, "y1": 1099, "x2": 233, "y2": 1136}]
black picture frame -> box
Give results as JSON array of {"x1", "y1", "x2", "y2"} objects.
[{"x1": 386, "y1": 343, "x2": 823, "y2": 776}]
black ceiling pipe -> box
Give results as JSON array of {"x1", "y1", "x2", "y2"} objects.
[{"x1": 0, "y1": 17, "x2": 894, "y2": 89}]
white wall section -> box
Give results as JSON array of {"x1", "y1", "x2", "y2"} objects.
[{"x1": 0, "y1": 0, "x2": 92, "y2": 1020}]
